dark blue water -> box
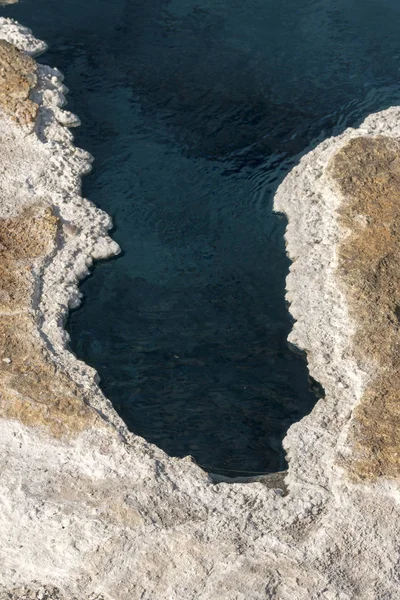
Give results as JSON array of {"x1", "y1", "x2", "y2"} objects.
[{"x1": 5, "y1": 0, "x2": 400, "y2": 475}]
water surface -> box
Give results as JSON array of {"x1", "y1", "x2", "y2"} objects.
[{"x1": 5, "y1": 0, "x2": 400, "y2": 475}]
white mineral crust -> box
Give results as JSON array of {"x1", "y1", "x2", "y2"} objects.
[{"x1": 0, "y1": 17, "x2": 399, "y2": 600}]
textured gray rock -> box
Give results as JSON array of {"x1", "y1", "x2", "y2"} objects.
[{"x1": 0, "y1": 17, "x2": 399, "y2": 600}]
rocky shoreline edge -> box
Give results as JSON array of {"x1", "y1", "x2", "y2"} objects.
[{"x1": 0, "y1": 18, "x2": 398, "y2": 600}]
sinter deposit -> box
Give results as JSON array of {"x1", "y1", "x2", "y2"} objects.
[{"x1": 0, "y1": 18, "x2": 399, "y2": 600}]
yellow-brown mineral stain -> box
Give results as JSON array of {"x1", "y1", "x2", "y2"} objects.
[
  {"x1": 330, "y1": 136, "x2": 400, "y2": 480},
  {"x1": 0, "y1": 207, "x2": 98, "y2": 437},
  {"x1": 0, "y1": 39, "x2": 38, "y2": 127},
  {"x1": 0, "y1": 42, "x2": 100, "y2": 437}
]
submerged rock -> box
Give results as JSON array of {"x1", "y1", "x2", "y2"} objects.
[{"x1": 0, "y1": 16, "x2": 399, "y2": 600}]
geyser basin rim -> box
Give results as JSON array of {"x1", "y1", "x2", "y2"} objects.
[
  {"x1": 0, "y1": 16, "x2": 399, "y2": 600},
  {"x1": 0, "y1": 15, "x2": 391, "y2": 488},
  {"x1": 0, "y1": 15, "x2": 396, "y2": 490}
]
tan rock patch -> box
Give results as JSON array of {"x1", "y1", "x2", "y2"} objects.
[
  {"x1": 330, "y1": 135, "x2": 400, "y2": 480},
  {"x1": 0, "y1": 314, "x2": 98, "y2": 437},
  {"x1": 0, "y1": 206, "x2": 98, "y2": 437},
  {"x1": 0, "y1": 206, "x2": 57, "y2": 309},
  {"x1": 0, "y1": 39, "x2": 38, "y2": 126}
]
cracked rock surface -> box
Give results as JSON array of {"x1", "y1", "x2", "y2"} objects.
[{"x1": 0, "y1": 17, "x2": 399, "y2": 600}]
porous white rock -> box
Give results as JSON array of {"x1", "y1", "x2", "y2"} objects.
[{"x1": 0, "y1": 17, "x2": 399, "y2": 600}]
